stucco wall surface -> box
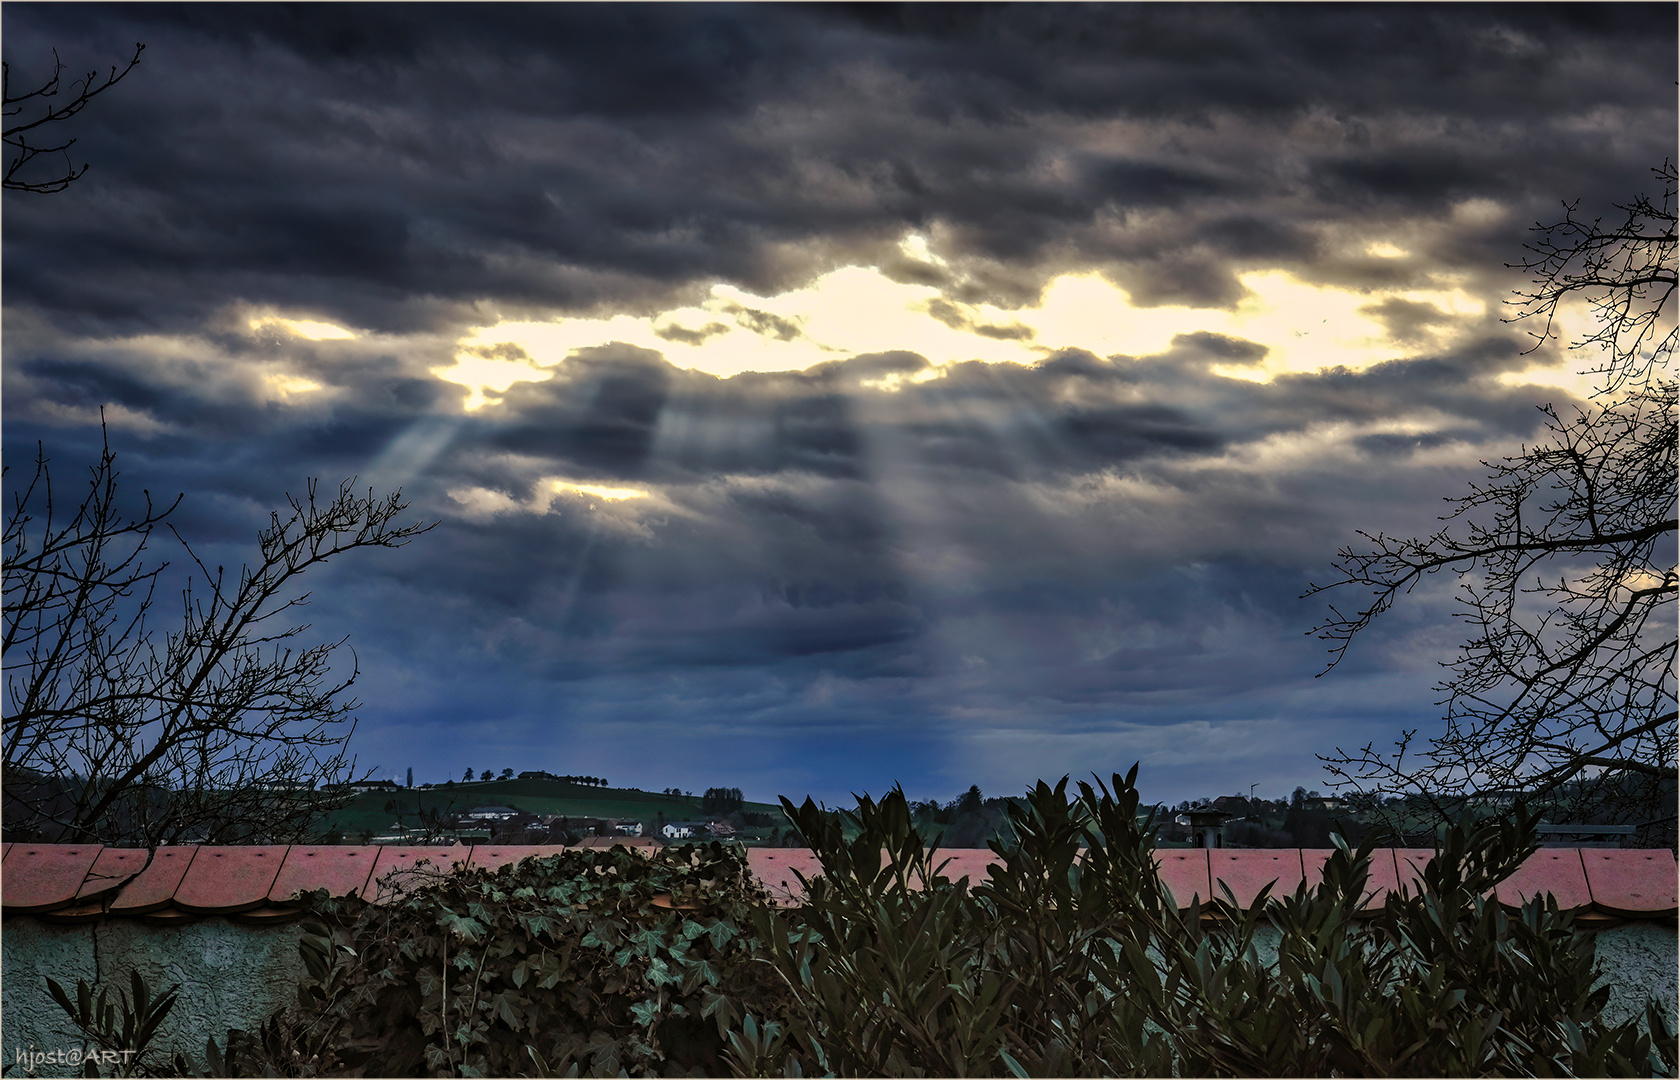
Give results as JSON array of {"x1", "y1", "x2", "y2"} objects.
[
  {"x1": 0, "y1": 914, "x2": 1673, "y2": 1076},
  {"x1": 1594, "y1": 921, "x2": 1679, "y2": 1029},
  {"x1": 1, "y1": 917, "x2": 305, "y2": 1077}
]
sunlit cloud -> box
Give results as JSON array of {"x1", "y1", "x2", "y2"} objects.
[
  {"x1": 549, "y1": 481, "x2": 649, "y2": 502},
  {"x1": 263, "y1": 373, "x2": 323, "y2": 398},
  {"x1": 444, "y1": 477, "x2": 657, "y2": 525},
  {"x1": 433, "y1": 232, "x2": 1492, "y2": 408},
  {"x1": 247, "y1": 314, "x2": 358, "y2": 341}
]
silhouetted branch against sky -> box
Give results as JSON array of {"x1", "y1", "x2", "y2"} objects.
[
  {"x1": 3, "y1": 3, "x2": 1673, "y2": 806},
  {"x1": 3, "y1": 40, "x2": 143, "y2": 193},
  {"x1": 1304, "y1": 160, "x2": 1675, "y2": 838}
]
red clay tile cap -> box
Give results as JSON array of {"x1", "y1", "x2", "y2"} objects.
[
  {"x1": 232, "y1": 904, "x2": 306, "y2": 924},
  {"x1": 1299, "y1": 849, "x2": 1335, "y2": 895},
  {"x1": 1356, "y1": 849, "x2": 1404, "y2": 912},
  {"x1": 268, "y1": 846, "x2": 381, "y2": 903},
  {"x1": 1154, "y1": 850, "x2": 1212, "y2": 909},
  {"x1": 1389, "y1": 849, "x2": 1435, "y2": 900},
  {"x1": 137, "y1": 904, "x2": 199, "y2": 923},
  {"x1": 2, "y1": 844, "x2": 102, "y2": 913},
  {"x1": 76, "y1": 848, "x2": 150, "y2": 902},
  {"x1": 1495, "y1": 849, "x2": 1592, "y2": 911},
  {"x1": 465, "y1": 845, "x2": 572, "y2": 873},
  {"x1": 1581, "y1": 849, "x2": 1679, "y2": 917},
  {"x1": 367, "y1": 846, "x2": 465, "y2": 904},
  {"x1": 108, "y1": 848, "x2": 199, "y2": 913},
  {"x1": 931, "y1": 849, "x2": 1003, "y2": 887},
  {"x1": 745, "y1": 848, "x2": 826, "y2": 907},
  {"x1": 174, "y1": 846, "x2": 288, "y2": 913},
  {"x1": 574, "y1": 836, "x2": 661, "y2": 849},
  {"x1": 39, "y1": 900, "x2": 110, "y2": 924},
  {"x1": 1210, "y1": 849, "x2": 1306, "y2": 909}
]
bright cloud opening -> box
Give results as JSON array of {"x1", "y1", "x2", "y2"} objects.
[
  {"x1": 550, "y1": 481, "x2": 650, "y2": 502},
  {"x1": 433, "y1": 234, "x2": 1492, "y2": 408},
  {"x1": 249, "y1": 315, "x2": 358, "y2": 341}
]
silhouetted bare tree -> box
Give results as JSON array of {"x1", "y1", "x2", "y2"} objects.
[
  {"x1": 1309, "y1": 163, "x2": 1677, "y2": 845},
  {"x1": 3, "y1": 425, "x2": 432, "y2": 846},
  {"x1": 1507, "y1": 160, "x2": 1676, "y2": 395},
  {"x1": 4, "y1": 42, "x2": 143, "y2": 193}
]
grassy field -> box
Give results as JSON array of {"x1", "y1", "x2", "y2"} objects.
[{"x1": 320, "y1": 778, "x2": 789, "y2": 840}]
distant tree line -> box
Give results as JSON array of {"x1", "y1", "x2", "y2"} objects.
[
  {"x1": 701, "y1": 787, "x2": 744, "y2": 814},
  {"x1": 451, "y1": 769, "x2": 608, "y2": 786},
  {"x1": 909, "y1": 785, "x2": 1020, "y2": 848}
]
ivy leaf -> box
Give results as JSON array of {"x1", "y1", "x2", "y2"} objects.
[
  {"x1": 629, "y1": 999, "x2": 660, "y2": 1029},
  {"x1": 706, "y1": 920, "x2": 738, "y2": 950}
]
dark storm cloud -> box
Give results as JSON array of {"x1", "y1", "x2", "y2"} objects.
[
  {"x1": 4, "y1": 2, "x2": 1672, "y2": 335},
  {"x1": 417, "y1": 336, "x2": 1558, "y2": 645},
  {"x1": 4, "y1": 2, "x2": 1671, "y2": 802},
  {"x1": 487, "y1": 344, "x2": 672, "y2": 474}
]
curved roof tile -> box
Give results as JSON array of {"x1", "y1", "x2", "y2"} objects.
[
  {"x1": 77, "y1": 848, "x2": 150, "y2": 902},
  {"x1": 465, "y1": 845, "x2": 571, "y2": 873},
  {"x1": 1155, "y1": 850, "x2": 1212, "y2": 907},
  {"x1": 1581, "y1": 849, "x2": 1678, "y2": 917},
  {"x1": 1495, "y1": 849, "x2": 1592, "y2": 911},
  {"x1": 1210, "y1": 849, "x2": 1306, "y2": 909},
  {"x1": 269, "y1": 846, "x2": 380, "y2": 904},
  {"x1": 174, "y1": 846, "x2": 287, "y2": 913},
  {"x1": 3, "y1": 844, "x2": 1675, "y2": 921},
  {"x1": 2, "y1": 845, "x2": 102, "y2": 913},
  {"x1": 107, "y1": 848, "x2": 199, "y2": 913}
]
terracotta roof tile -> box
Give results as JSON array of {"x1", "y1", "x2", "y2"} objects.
[
  {"x1": 174, "y1": 846, "x2": 287, "y2": 913},
  {"x1": 1154, "y1": 850, "x2": 1212, "y2": 908},
  {"x1": 269, "y1": 846, "x2": 380, "y2": 903},
  {"x1": 1496, "y1": 849, "x2": 1592, "y2": 911},
  {"x1": 366, "y1": 846, "x2": 466, "y2": 904},
  {"x1": 931, "y1": 849, "x2": 1002, "y2": 887},
  {"x1": 1391, "y1": 848, "x2": 1435, "y2": 899},
  {"x1": 108, "y1": 848, "x2": 199, "y2": 913},
  {"x1": 1581, "y1": 849, "x2": 1678, "y2": 917},
  {"x1": 465, "y1": 845, "x2": 572, "y2": 873},
  {"x1": 1210, "y1": 849, "x2": 1305, "y2": 909},
  {"x1": 40, "y1": 900, "x2": 111, "y2": 924},
  {"x1": 2, "y1": 844, "x2": 102, "y2": 913},
  {"x1": 76, "y1": 848, "x2": 150, "y2": 902},
  {"x1": 1, "y1": 844, "x2": 1673, "y2": 923},
  {"x1": 1356, "y1": 849, "x2": 1403, "y2": 911},
  {"x1": 574, "y1": 836, "x2": 662, "y2": 849},
  {"x1": 746, "y1": 848, "x2": 826, "y2": 907},
  {"x1": 137, "y1": 905, "x2": 199, "y2": 923},
  {"x1": 233, "y1": 904, "x2": 307, "y2": 924},
  {"x1": 1300, "y1": 849, "x2": 1334, "y2": 895}
]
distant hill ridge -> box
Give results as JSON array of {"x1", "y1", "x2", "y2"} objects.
[{"x1": 322, "y1": 777, "x2": 788, "y2": 841}]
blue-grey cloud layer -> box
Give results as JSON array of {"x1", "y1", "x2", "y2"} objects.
[{"x1": 3, "y1": 2, "x2": 1672, "y2": 804}]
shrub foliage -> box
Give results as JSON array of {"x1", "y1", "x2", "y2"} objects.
[{"x1": 47, "y1": 768, "x2": 1679, "y2": 1076}]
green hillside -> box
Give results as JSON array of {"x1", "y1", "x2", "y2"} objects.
[{"x1": 319, "y1": 778, "x2": 788, "y2": 841}]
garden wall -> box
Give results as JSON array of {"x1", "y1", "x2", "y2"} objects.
[{"x1": 3, "y1": 843, "x2": 1674, "y2": 1073}]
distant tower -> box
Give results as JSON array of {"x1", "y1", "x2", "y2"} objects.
[
  {"x1": 1182, "y1": 804, "x2": 1233, "y2": 849},
  {"x1": 406, "y1": 767, "x2": 414, "y2": 789}
]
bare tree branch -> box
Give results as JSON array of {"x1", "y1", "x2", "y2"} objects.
[
  {"x1": 3, "y1": 42, "x2": 143, "y2": 194},
  {"x1": 3, "y1": 422, "x2": 434, "y2": 847},
  {"x1": 1505, "y1": 159, "x2": 1676, "y2": 395},
  {"x1": 1309, "y1": 165, "x2": 1678, "y2": 846}
]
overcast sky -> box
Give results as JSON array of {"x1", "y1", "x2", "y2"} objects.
[{"x1": 4, "y1": 3, "x2": 1674, "y2": 807}]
